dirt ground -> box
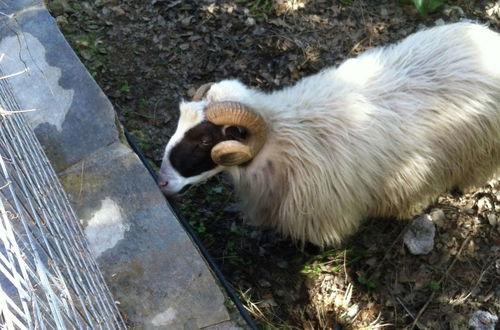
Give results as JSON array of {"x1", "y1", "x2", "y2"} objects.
[{"x1": 51, "y1": 0, "x2": 500, "y2": 328}]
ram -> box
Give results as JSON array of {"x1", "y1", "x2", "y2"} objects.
[{"x1": 159, "y1": 23, "x2": 500, "y2": 247}]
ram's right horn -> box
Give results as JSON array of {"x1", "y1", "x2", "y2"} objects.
[{"x1": 192, "y1": 82, "x2": 214, "y2": 101}]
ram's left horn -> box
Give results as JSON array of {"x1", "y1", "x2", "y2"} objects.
[{"x1": 205, "y1": 101, "x2": 267, "y2": 166}]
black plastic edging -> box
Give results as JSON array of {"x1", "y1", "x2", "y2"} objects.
[{"x1": 124, "y1": 130, "x2": 259, "y2": 330}]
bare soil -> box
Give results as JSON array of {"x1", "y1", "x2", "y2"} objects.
[{"x1": 52, "y1": 0, "x2": 500, "y2": 328}]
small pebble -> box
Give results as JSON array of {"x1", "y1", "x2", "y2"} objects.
[
  {"x1": 277, "y1": 261, "x2": 288, "y2": 269},
  {"x1": 258, "y1": 279, "x2": 271, "y2": 287},
  {"x1": 477, "y1": 197, "x2": 492, "y2": 213},
  {"x1": 469, "y1": 310, "x2": 498, "y2": 330},
  {"x1": 434, "y1": 18, "x2": 446, "y2": 26},
  {"x1": 430, "y1": 209, "x2": 446, "y2": 227},
  {"x1": 404, "y1": 215, "x2": 436, "y2": 255},
  {"x1": 465, "y1": 208, "x2": 475, "y2": 215},
  {"x1": 487, "y1": 214, "x2": 497, "y2": 227},
  {"x1": 245, "y1": 17, "x2": 256, "y2": 26}
]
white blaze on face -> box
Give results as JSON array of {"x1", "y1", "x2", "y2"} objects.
[{"x1": 159, "y1": 101, "x2": 223, "y2": 195}]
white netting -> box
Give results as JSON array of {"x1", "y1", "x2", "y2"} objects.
[{"x1": 0, "y1": 66, "x2": 126, "y2": 328}]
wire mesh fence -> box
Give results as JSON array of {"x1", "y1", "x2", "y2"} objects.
[{"x1": 0, "y1": 64, "x2": 126, "y2": 328}]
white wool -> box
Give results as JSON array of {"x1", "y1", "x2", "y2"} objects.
[{"x1": 166, "y1": 23, "x2": 500, "y2": 246}]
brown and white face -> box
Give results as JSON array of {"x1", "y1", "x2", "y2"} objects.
[{"x1": 158, "y1": 84, "x2": 267, "y2": 195}]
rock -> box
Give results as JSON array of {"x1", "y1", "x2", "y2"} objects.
[
  {"x1": 258, "y1": 279, "x2": 271, "y2": 287},
  {"x1": 430, "y1": 209, "x2": 446, "y2": 227},
  {"x1": 487, "y1": 214, "x2": 498, "y2": 227},
  {"x1": 224, "y1": 202, "x2": 243, "y2": 213},
  {"x1": 486, "y1": 2, "x2": 500, "y2": 18},
  {"x1": 346, "y1": 304, "x2": 359, "y2": 318},
  {"x1": 477, "y1": 197, "x2": 493, "y2": 214},
  {"x1": 465, "y1": 208, "x2": 476, "y2": 215},
  {"x1": 259, "y1": 295, "x2": 278, "y2": 308},
  {"x1": 434, "y1": 18, "x2": 446, "y2": 26},
  {"x1": 443, "y1": 5, "x2": 465, "y2": 18},
  {"x1": 245, "y1": 17, "x2": 256, "y2": 26},
  {"x1": 404, "y1": 215, "x2": 436, "y2": 255},
  {"x1": 468, "y1": 310, "x2": 498, "y2": 330},
  {"x1": 277, "y1": 260, "x2": 289, "y2": 269}
]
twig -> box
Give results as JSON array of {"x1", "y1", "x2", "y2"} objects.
[
  {"x1": 77, "y1": 161, "x2": 85, "y2": 205},
  {"x1": 395, "y1": 296, "x2": 415, "y2": 320},
  {"x1": 343, "y1": 248, "x2": 348, "y2": 282},
  {"x1": 450, "y1": 258, "x2": 496, "y2": 305},
  {"x1": 347, "y1": 37, "x2": 368, "y2": 56},
  {"x1": 0, "y1": 108, "x2": 35, "y2": 117},
  {"x1": 0, "y1": 68, "x2": 28, "y2": 80},
  {"x1": 410, "y1": 234, "x2": 472, "y2": 329},
  {"x1": 368, "y1": 225, "x2": 407, "y2": 281}
]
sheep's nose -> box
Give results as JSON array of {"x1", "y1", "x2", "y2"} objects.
[{"x1": 158, "y1": 178, "x2": 169, "y2": 189}]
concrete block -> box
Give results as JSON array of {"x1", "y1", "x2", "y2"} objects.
[
  {"x1": 59, "y1": 142, "x2": 231, "y2": 329},
  {"x1": 0, "y1": 6, "x2": 119, "y2": 172}
]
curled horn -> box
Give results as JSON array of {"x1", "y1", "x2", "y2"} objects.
[
  {"x1": 192, "y1": 82, "x2": 214, "y2": 101},
  {"x1": 205, "y1": 102, "x2": 267, "y2": 166}
]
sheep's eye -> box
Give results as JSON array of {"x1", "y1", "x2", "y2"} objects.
[{"x1": 199, "y1": 136, "x2": 212, "y2": 148}]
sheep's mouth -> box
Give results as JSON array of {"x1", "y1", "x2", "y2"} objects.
[{"x1": 178, "y1": 184, "x2": 193, "y2": 195}]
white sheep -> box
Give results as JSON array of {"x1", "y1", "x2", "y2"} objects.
[{"x1": 159, "y1": 23, "x2": 500, "y2": 247}]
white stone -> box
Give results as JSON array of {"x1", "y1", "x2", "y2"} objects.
[
  {"x1": 430, "y1": 209, "x2": 446, "y2": 227},
  {"x1": 477, "y1": 197, "x2": 492, "y2": 213},
  {"x1": 469, "y1": 310, "x2": 498, "y2": 330},
  {"x1": 245, "y1": 17, "x2": 255, "y2": 26},
  {"x1": 487, "y1": 214, "x2": 498, "y2": 227},
  {"x1": 84, "y1": 197, "x2": 128, "y2": 257},
  {"x1": 151, "y1": 307, "x2": 177, "y2": 326},
  {"x1": 434, "y1": 18, "x2": 446, "y2": 26}
]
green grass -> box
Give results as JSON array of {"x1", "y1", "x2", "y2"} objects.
[
  {"x1": 301, "y1": 248, "x2": 368, "y2": 277},
  {"x1": 400, "y1": 0, "x2": 445, "y2": 16},
  {"x1": 357, "y1": 275, "x2": 377, "y2": 290}
]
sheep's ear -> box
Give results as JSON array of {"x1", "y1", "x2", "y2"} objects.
[
  {"x1": 211, "y1": 140, "x2": 252, "y2": 166},
  {"x1": 222, "y1": 125, "x2": 246, "y2": 141}
]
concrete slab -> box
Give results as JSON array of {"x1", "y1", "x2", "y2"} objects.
[
  {"x1": 0, "y1": 5, "x2": 118, "y2": 172},
  {"x1": 58, "y1": 142, "x2": 231, "y2": 328}
]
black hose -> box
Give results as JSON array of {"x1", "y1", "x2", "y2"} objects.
[{"x1": 124, "y1": 130, "x2": 259, "y2": 330}]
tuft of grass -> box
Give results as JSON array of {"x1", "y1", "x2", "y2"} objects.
[
  {"x1": 129, "y1": 129, "x2": 153, "y2": 154},
  {"x1": 119, "y1": 80, "x2": 130, "y2": 93},
  {"x1": 237, "y1": 0, "x2": 273, "y2": 16},
  {"x1": 428, "y1": 280, "x2": 440, "y2": 291},
  {"x1": 400, "y1": 0, "x2": 445, "y2": 16},
  {"x1": 138, "y1": 98, "x2": 148, "y2": 111},
  {"x1": 301, "y1": 248, "x2": 368, "y2": 277},
  {"x1": 357, "y1": 275, "x2": 377, "y2": 290}
]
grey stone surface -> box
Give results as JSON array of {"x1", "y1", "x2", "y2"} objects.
[
  {"x1": 0, "y1": 0, "x2": 43, "y2": 14},
  {"x1": 404, "y1": 214, "x2": 436, "y2": 255},
  {"x1": 0, "y1": 5, "x2": 118, "y2": 172},
  {"x1": 59, "y1": 143, "x2": 230, "y2": 328},
  {"x1": 468, "y1": 310, "x2": 498, "y2": 330},
  {"x1": 0, "y1": 1, "x2": 237, "y2": 329}
]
